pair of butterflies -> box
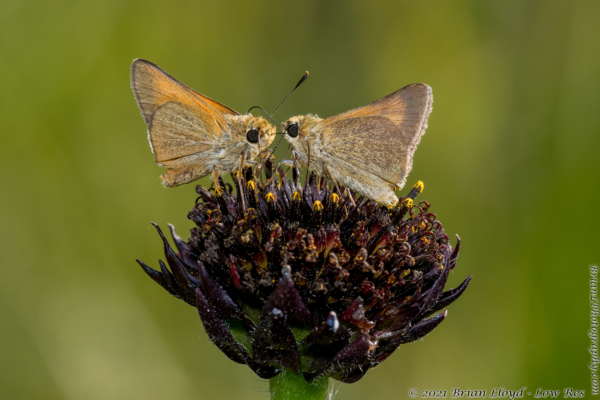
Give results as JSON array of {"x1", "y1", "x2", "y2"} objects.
[{"x1": 130, "y1": 59, "x2": 432, "y2": 207}]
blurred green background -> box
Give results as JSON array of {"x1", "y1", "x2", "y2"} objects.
[{"x1": 1, "y1": 0, "x2": 599, "y2": 399}]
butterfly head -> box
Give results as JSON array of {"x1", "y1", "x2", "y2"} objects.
[
  {"x1": 231, "y1": 115, "x2": 276, "y2": 150},
  {"x1": 282, "y1": 114, "x2": 320, "y2": 145}
]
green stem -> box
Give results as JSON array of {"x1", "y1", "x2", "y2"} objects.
[{"x1": 269, "y1": 369, "x2": 329, "y2": 400}]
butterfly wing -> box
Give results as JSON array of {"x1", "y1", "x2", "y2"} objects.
[
  {"x1": 130, "y1": 59, "x2": 239, "y2": 164},
  {"x1": 312, "y1": 83, "x2": 432, "y2": 190}
]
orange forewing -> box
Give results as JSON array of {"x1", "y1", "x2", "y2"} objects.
[
  {"x1": 131, "y1": 59, "x2": 240, "y2": 163},
  {"x1": 131, "y1": 59, "x2": 238, "y2": 124},
  {"x1": 313, "y1": 83, "x2": 432, "y2": 141}
]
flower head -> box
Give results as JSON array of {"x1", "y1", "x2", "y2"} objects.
[{"x1": 137, "y1": 160, "x2": 471, "y2": 383}]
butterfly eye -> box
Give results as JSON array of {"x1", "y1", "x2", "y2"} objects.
[
  {"x1": 287, "y1": 124, "x2": 299, "y2": 138},
  {"x1": 246, "y1": 129, "x2": 259, "y2": 143}
]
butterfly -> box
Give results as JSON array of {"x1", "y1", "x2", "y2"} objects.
[
  {"x1": 130, "y1": 59, "x2": 276, "y2": 187},
  {"x1": 281, "y1": 84, "x2": 433, "y2": 207}
]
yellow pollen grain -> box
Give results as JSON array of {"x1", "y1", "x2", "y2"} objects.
[
  {"x1": 265, "y1": 192, "x2": 275, "y2": 203},
  {"x1": 293, "y1": 191, "x2": 301, "y2": 201},
  {"x1": 413, "y1": 181, "x2": 424, "y2": 193},
  {"x1": 402, "y1": 198, "x2": 413, "y2": 208},
  {"x1": 330, "y1": 193, "x2": 340, "y2": 204},
  {"x1": 246, "y1": 180, "x2": 255, "y2": 191},
  {"x1": 313, "y1": 200, "x2": 324, "y2": 212}
]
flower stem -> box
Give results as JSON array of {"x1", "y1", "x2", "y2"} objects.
[{"x1": 269, "y1": 369, "x2": 329, "y2": 400}]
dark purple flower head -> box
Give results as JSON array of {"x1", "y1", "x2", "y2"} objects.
[{"x1": 137, "y1": 160, "x2": 471, "y2": 383}]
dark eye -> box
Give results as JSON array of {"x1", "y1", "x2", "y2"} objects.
[
  {"x1": 287, "y1": 124, "x2": 299, "y2": 137},
  {"x1": 246, "y1": 129, "x2": 259, "y2": 143}
]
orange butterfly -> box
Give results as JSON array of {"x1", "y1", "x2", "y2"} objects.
[{"x1": 131, "y1": 59, "x2": 276, "y2": 187}]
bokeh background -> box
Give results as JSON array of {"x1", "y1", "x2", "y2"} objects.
[{"x1": 1, "y1": 0, "x2": 599, "y2": 399}]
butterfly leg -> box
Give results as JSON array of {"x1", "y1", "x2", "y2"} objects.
[
  {"x1": 276, "y1": 153, "x2": 303, "y2": 188},
  {"x1": 257, "y1": 148, "x2": 272, "y2": 159},
  {"x1": 277, "y1": 150, "x2": 307, "y2": 168},
  {"x1": 255, "y1": 150, "x2": 274, "y2": 179},
  {"x1": 212, "y1": 166, "x2": 224, "y2": 196},
  {"x1": 276, "y1": 159, "x2": 294, "y2": 168},
  {"x1": 323, "y1": 163, "x2": 354, "y2": 210},
  {"x1": 345, "y1": 188, "x2": 356, "y2": 207},
  {"x1": 237, "y1": 154, "x2": 247, "y2": 212}
]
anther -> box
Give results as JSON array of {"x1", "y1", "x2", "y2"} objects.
[
  {"x1": 330, "y1": 193, "x2": 340, "y2": 204},
  {"x1": 313, "y1": 200, "x2": 324, "y2": 212},
  {"x1": 406, "y1": 181, "x2": 424, "y2": 200},
  {"x1": 413, "y1": 181, "x2": 424, "y2": 193},
  {"x1": 401, "y1": 198, "x2": 413, "y2": 208}
]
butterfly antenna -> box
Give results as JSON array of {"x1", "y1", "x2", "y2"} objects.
[
  {"x1": 269, "y1": 71, "x2": 309, "y2": 119},
  {"x1": 246, "y1": 106, "x2": 281, "y2": 127},
  {"x1": 246, "y1": 71, "x2": 309, "y2": 123},
  {"x1": 268, "y1": 134, "x2": 286, "y2": 156},
  {"x1": 260, "y1": 71, "x2": 310, "y2": 165},
  {"x1": 281, "y1": 143, "x2": 292, "y2": 161}
]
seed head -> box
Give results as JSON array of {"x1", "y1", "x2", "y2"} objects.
[{"x1": 137, "y1": 162, "x2": 471, "y2": 383}]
